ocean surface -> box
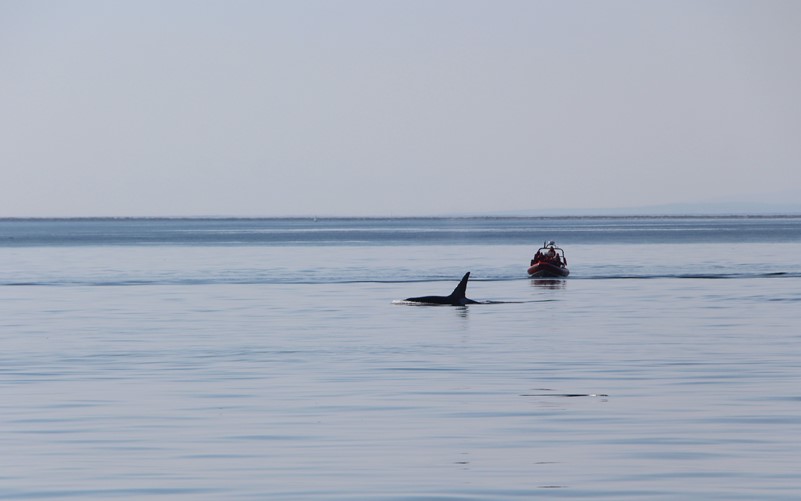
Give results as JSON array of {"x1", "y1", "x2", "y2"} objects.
[{"x1": 1, "y1": 216, "x2": 800, "y2": 500}]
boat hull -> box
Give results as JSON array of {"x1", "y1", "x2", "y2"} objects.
[{"x1": 527, "y1": 262, "x2": 570, "y2": 278}]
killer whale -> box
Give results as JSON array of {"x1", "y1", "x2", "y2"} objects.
[{"x1": 403, "y1": 272, "x2": 480, "y2": 306}]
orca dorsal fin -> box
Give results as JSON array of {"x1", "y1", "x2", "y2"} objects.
[
  {"x1": 401, "y1": 272, "x2": 479, "y2": 305},
  {"x1": 448, "y1": 272, "x2": 471, "y2": 304}
]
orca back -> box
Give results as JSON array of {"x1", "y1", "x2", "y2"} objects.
[{"x1": 404, "y1": 272, "x2": 477, "y2": 306}]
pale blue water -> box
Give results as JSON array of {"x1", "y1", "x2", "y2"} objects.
[{"x1": 1, "y1": 217, "x2": 800, "y2": 499}]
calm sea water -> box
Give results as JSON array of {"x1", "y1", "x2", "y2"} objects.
[{"x1": 1, "y1": 217, "x2": 800, "y2": 500}]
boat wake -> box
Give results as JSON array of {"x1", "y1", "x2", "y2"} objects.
[
  {"x1": 580, "y1": 271, "x2": 797, "y2": 280},
  {"x1": 1, "y1": 272, "x2": 798, "y2": 288}
]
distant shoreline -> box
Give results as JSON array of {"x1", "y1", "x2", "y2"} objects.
[{"x1": 2, "y1": 214, "x2": 801, "y2": 221}]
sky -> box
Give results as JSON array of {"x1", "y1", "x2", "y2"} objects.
[{"x1": 2, "y1": 0, "x2": 801, "y2": 217}]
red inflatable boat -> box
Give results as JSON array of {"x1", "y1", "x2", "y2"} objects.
[{"x1": 527, "y1": 241, "x2": 570, "y2": 278}]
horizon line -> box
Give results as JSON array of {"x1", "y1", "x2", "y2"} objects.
[{"x1": 3, "y1": 212, "x2": 801, "y2": 221}]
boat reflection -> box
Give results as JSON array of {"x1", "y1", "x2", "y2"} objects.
[{"x1": 530, "y1": 279, "x2": 567, "y2": 290}]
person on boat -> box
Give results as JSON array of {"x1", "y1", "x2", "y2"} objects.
[
  {"x1": 549, "y1": 247, "x2": 566, "y2": 266},
  {"x1": 531, "y1": 250, "x2": 543, "y2": 265},
  {"x1": 546, "y1": 247, "x2": 557, "y2": 264}
]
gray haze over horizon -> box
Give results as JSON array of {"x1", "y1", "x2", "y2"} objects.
[{"x1": 3, "y1": 1, "x2": 801, "y2": 217}]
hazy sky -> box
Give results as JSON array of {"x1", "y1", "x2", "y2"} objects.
[{"x1": 3, "y1": 0, "x2": 800, "y2": 217}]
